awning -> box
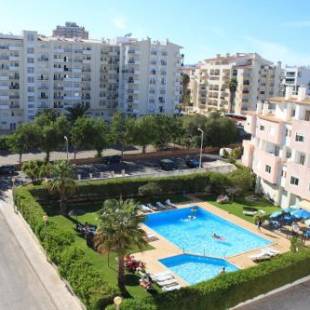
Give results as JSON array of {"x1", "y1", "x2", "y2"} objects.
[{"x1": 299, "y1": 200, "x2": 310, "y2": 212}]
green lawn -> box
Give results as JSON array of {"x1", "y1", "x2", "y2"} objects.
[{"x1": 196, "y1": 194, "x2": 281, "y2": 224}]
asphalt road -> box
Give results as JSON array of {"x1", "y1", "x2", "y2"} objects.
[
  {"x1": 0, "y1": 212, "x2": 56, "y2": 310},
  {"x1": 235, "y1": 279, "x2": 310, "y2": 310}
]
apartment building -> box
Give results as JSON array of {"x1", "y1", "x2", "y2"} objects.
[
  {"x1": 0, "y1": 30, "x2": 182, "y2": 132},
  {"x1": 186, "y1": 53, "x2": 281, "y2": 115},
  {"x1": 242, "y1": 87, "x2": 310, "y2": 209},
  {"x1": 117, "y1": 37, "x2": 182, "y2": 115},
  {"x1": 281, "y1": 65, "x2": 310, "y2": 96},
  {"x1": 53, "y1": 22, "x2": 89, "y2": 39}
]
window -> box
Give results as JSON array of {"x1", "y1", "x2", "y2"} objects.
[
  {"x1": 281, "y1": 170, "x2": 286, "y2": 177},
  {"x1": 265, "y1": 165, "x2": 271, "y2": 173},
  {"x1": 291, "y1": 109, "x2": 296, "y2": 117},
  {"x1": 299, "y1": 154, "x2": 306, "y2": 165},
  {"x1": 27, "y1": 86, "x2": 35, "y2": 92},
  {"x1": 27, "y1": 57, "x2": 34, "y2": 64},
  {"x1": 260, "y1": 125, "x2": 265, "y2": 131},
  {"x1": 285, "y1": 128, "x2": 291, "y2": 137},
  {"x1": 305, "y1": 111, "x2": 310, "y2": 121},
  {"x1": 27, "y1": 47, "x2": 34, "y2": 54},
  {"x1": 27, "y1": 67, "x2": 34, "y2": 74},
  {"x1": 295, "y1": 134, "x2": 304, "y2": 142},
  {"x1": 27, "y1": 77, "x2": 34, "y2": 83},
  {"x1": 290, "y1": 176, "x2": 299, "y2": 186}
]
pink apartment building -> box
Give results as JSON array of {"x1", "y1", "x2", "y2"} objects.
[{"x1": 242, "y1": 87, "x2": 310, "y2": 210}]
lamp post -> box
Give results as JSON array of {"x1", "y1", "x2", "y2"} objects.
[
  {"x1": 64, "y1": 136, "x2": 69, "y2": 161},
  {"x1": 198, "y1": 128, "x2": 204, "y2": 168},
  {"x1": 113, "y1": 296, "x2": 122, "y2": 310}
]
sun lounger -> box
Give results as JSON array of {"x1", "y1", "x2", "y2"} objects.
[
  {"x1": 150, "y1": 271, "x2": 175, "y2": 282},
  {"x1": 156, "y1": 202, "x2": 166, "y2": 209},
  {"x1": 156, "y1": 278, "x2": 178, "y2": 287},
  {"x1": 264, "y1": 248, "x2": 280, "y2": 257},
  {"x1": 249, "y1": 252, "x2": 271, "y2": 262},
  {"x1": 165, "y1": 199, "x2": 177, "y2": 208},
  {"x1": 147, "y1": 203, "x2": 159, "y2": 211},
  {"x1": 145, "y1": 233, "x2": 159, "y2": 242},
  {"x1": 162, "y1": 283, "x2": 181, "y2": 292},
  {"x1": 139, "y1": 204, "x2": 153, "y2": 213}
]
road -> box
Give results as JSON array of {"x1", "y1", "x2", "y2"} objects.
[
  {"x1": 235, "y1": 278, "x2": 310, "y2": 310},
  {"x1": 0, "y1": 212, "x2": 56, "y2": 310}
]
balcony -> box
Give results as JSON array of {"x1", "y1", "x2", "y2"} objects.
[
  {"x1": 286, "y1": 161, "x2": 310, "y2": 201},
  {"x1": 256, "y1": 116, "x2": 284, "y2": 145},
  {"x1": 253, "y1": 148, "x2": 282, "y2": 185}
]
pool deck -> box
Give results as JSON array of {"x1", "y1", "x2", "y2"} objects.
[{"x1": 133, "y1": 201, "x2": 291, "y2": 287}]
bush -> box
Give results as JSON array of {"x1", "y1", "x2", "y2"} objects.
[
  {"x1": 107, "y1": 249, "x2": 310, "y2": 310},
  {"x1": 13, "y1": 187, "x2": 117, "y2": 309},
  {"x1": 138, "y1": 182, "x2": 162, "y2": 197}
]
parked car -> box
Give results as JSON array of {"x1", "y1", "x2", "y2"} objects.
[
  {"x1": 185, "y1": 158, "x2": 200, "y2": 168},
  {"x1": 103, "y1": 155, "x2": 122, "y2": 165},
  {"x1": 159, "y1": 159, "x2": 177, "y2": 171},
  {"x1": 0, "y1": 165, "x2": 16, "y2": 176}
]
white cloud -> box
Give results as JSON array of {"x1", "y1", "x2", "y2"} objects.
[
  {"x1": 245, "y1": 36, "x2": 310, "y2": 66},
  {"x1": 112, "y1": 17, "x2": 127, "y2": 30},
  {"x1": 282, "y1": 20, "x2": 310, "y2": 28}
]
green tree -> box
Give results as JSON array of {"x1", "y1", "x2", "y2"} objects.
[
  {"x1": 8, "y1": 123, "x2": 41, "y2": 163},
  {"x1": 181, "y1": 73, "x2": 191, "y2": 110},
  {"x1": 110, "y1": 112, "x2": 130, "y2": 157},
  {"x1": 152, "y1": 115, "x2": 176, "y2": 149},
  {"x1": 228, "y1": 167, "x2": 254, "y2": 194},
  {"x1": 93, "y1": 118, "x2": 109, "y2": 158},
  {"x1": 228, "y1": 78, "x2": 238, "y2": 113},
  {"x1": 21, "y1": 160, "x2": 50, "y2": 184},
  {"x1": 96, "y1": 199, "x2": 147, "y2": 293},
  {"x1": 46, "y1": 161, "x2": 76, "y2": 214},
  {"x1": 66, "y1": 103, "x2": 90, "y2": 123}
]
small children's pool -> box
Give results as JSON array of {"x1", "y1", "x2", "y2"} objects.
[
  {"x1": 160, "y1": 254, "x2": 238, "y2": 285},
  {"x1": 145, "y1": 206, "x2": 271, "y2": 257}
]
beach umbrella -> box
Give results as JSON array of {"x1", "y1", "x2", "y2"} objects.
[
  {"x1": 270, "y1": 211, "x2": 283, "y2": 218},
  {"x1": 291, "y1": 209, "x2": 310, "y2": 219}
]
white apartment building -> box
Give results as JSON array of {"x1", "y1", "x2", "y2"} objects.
[
  {"x1": 0, "y1": 30, "x2": 182, "y2": 132},
  {"x1": 186, "y1": 53, "x2": 281, "y2": 115},
  {"x1": 242, "y1": 87, "x2": 310, "y2": 209},
  {"x1": 281, "y1": 66, "x2": 310, "y2": 96}
]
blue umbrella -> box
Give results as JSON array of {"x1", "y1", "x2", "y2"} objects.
[
  {"x1": 270, "y1": 211, "x2": 283, "y2": 218},
  {"x1": 291, "y1": 209, "x2": 310, "y2": 219}
]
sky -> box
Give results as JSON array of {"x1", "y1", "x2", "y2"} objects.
[{"x1": 1, "y1": 0, "x2": 310, "y2": 65}]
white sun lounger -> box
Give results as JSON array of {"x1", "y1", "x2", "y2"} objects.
[
  {"x1": 249, "y1": 252, "x2": 271, "y2": 262},
  {"x1": 157, "y1": 278, "x2": 178, "y2": 287},
  {"x1": 139, "y1": 204, "x2": 153, "y2": 213},
  {"x1": 264, "y1": 248, "x2": 280, "y2": 257},
  {"x1": 165, "y1": 199, "x2": 177, "y2": 208},
  {"x1": 162, "y1": 283, "x2": 181, "y2": 292},
  {"x1": 150, "y1": 271, "x2": 174, "y2": 282},
  {"x1": 146, "y1": 233, "x2": 159, "y2": 242},
  {"x1": 147, "y1": 203, "x2": 158, "y2": 211},
  {"x1": 156, "y1": 202, "x2": 166, "y2": 209}
]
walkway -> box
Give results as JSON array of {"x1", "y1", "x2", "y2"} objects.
[{"x1": 0, "y1": 190, "x2": 82, "y2": 310}]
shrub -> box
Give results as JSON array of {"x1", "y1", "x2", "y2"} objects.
[
  {"x1": 207, "y1": 172, "x2": 229, "y2": 194},
  {"x1": 106, "y1": 249, "x2": 310, "y2": 310},
  {"x1": 228, "y1": 167, "x2": 254, "y2": 194},
  {"x1": 13, "y1": 187, "x2": 117, "y2": 309},
  {"x1": 138, "y1": 182, "x2": 162, "y2": 197}
]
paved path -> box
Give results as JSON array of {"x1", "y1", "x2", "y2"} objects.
[
  {"x1": 234, "y1": 277, "x2": 310, "y2": 310},
  {"x1": 0, "y1": 190, "x2": 82, "y2": 310}
]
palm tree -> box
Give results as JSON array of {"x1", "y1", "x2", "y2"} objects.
[
  {"x1": 21, "y1": 160, "x2": 50, "y2": 184},
  {"x1": 95, "y1": 199, "x2": 147, "y2": 293},
  {"x1": 46, "y1": 161, "x2": 76, "y2": 214},
  {"x1": 228, "y1": 78, "x2": 238, "y2": 113},
  {"x1": 66, "y1": 103, "x2": 90, "y2": 123}
]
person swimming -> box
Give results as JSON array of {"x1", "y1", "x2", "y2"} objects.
[{"x1": 212, "y1": 233, "x2": 224, "y2": 240}]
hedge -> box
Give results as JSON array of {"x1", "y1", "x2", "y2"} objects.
[
  {"x1": 106, "y1": 249, "x2": 310, "y2": 310},
  {"x1": 13, "y1": 187, "x2": 117, "y2": 309},
  {"x1": 29, "y1": 172, "x2": 226, "y2": 204}
]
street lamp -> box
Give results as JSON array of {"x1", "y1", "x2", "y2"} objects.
[
  {"x1": 64, "y1": 136, "x2": 69, "y2": 161},
  {"x1": 113, "y1": 296, "x2": 122, "y2": 310},
  {"x1": 197, "y1": 128, "x2": 204, "y2": 168}
]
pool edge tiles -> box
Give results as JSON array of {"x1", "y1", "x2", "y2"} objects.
[
  {"x1": 160, "y1": 254, "x2": 239, "y2": 285},
  {"x1": 145, "y1": 206, "x2": 272, "y2": 258}
]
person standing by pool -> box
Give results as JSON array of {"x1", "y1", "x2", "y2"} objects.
[
  {"x1": 219, "y1": 267, "x2": 226, "y2": 275},
  {"x1": 257, "y1": 218, "x2": 262, "y2": 231}
]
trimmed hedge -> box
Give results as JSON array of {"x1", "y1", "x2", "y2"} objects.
[
  {"x1": 106, "y1": 249, "x2": 310, "y2": 310},
  {"x1": 30, "y1": 172, "x2": 220, "y2": 204},
  {"x1": 13, "y1": 187, "x2": 117, "y2": 309}
]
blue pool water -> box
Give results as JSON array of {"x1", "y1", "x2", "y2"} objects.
[
  {"x1": 160, "y1": 254, "x2": 238, "y2": 285},
  {"x1": 145, "y1": 207, "x2": 271, "y2": 257}
]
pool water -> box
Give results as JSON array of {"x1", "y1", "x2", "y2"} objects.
[
  {"x1": 145, "y1": 206, "x2": 271, "y2": 257},
  {"x1": 160, "y1": 254, "x2": 238, "y2": 285}
]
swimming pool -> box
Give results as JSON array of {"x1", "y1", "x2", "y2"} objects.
[
  {"x1": 160, "y1": 254, "x2": 238, "y2": 285},
  {"x1": 145, "y1": 206, "x2": 271, "y2": 257}
]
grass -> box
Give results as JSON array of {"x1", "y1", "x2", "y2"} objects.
[{"x1": 196, "y1": 194, "x2": 281, "y2": 224}]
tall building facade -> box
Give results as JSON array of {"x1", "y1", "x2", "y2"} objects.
[
  {"x1": 185, "y1": 53, "x2": 281, "y2": 115},
  {"x1": 242, "y1": 87, "x2": 310, "y2": 209},
  {"x1": 0, "y1": 31, "x2": 182, "y2": 132},
  {"x1": 281, "y1": 65, "x2": 310, "y2": 96},
  {"x1": 52, "y1": 22, "x2": 89, "y2": 39}
]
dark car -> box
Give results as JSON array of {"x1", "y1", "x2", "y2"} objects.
[
  {"x1": 186, "y1": 158, "x2": 200, "y2": 168},
  {"x1": 0, "y1": 165, "x2": 16, "y2": 176},
  {"x1": 159, "y1": 159, "x2": 177, "y2": 171},
  {"x1": 103, "y1": 155, "x2": 122, "y2": 165}
]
